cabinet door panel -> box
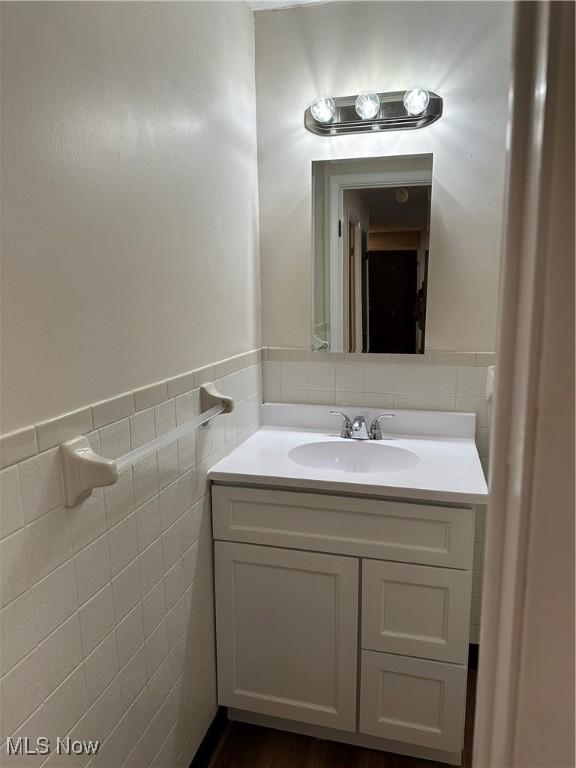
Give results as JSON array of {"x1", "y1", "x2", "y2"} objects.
[
  {"x1": 215, "y1": 541, "x2": 358, "y2": 731},
  {"x1": 362, "y1": 560, "x2": 472, "y2": 663},
  {"x1": 360, "y1": 650, "x2": 467, "y2": 752}
]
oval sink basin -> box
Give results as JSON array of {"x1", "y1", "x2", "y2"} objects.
[{"x1": 288, "y1": 441, "x2": 420, "y2": 473}]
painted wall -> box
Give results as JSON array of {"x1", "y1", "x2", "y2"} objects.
[
  {"x1": 1, "y1": 1, "x2": 260, "y2": 433},
  {"x1": 0, "y1": 3, "x2": 262, "y2": 766},
  {"x1": 255, "y1": 1, "x2": 513, "y2": 352}
]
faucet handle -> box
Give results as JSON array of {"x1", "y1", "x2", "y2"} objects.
[
  {"x1": 329, "y1": 410, "x2": 352, "y2": 438},
  {"x1": 370, "y1": 413, "x2": 395, "y2": 440}
]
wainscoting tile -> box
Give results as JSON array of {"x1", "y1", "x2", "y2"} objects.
[
  {"x1": 0, "y1": 426, "x2": 37, "y2": 470},
  {"x1": 364, "y1": 392, "x2": 395, "y2": 409},
  {"x1": 38, "y1": 613, "x2": 83, "y2": 697},
  {"x1": 100, "y1": 420, "x2": 131, "y2": 461},
  {"x1": 166, "y1": 372, "x2": 195, "y2": 399},
  {"x1": 35, "y1": 407, "x2": 93, "y2": 452},
  {"x1": 92, "y1": 393, "x2": 135, "y2": 430},
  {"x1": 262, "y1": 361, "x2": 281, "y2": 389},
  {"x1": 333, "y1": 390, "x2": 364, "y2": 407},
  {"x1": 83, "y1": 631, "x2": 118, "y2": 706},
  {"x1": 74, "y1": 534, "x2": 111, "y2": 606},
  {"x1": 281, "y1": 362, "x2": 308, "y2": 390},
  {"x1": 107, "y1": 514, "x2": 139, "y2": 578},
  {"x1": 134, "y1": 381, "x2": 168, "y2": 412},
  {"x1": 307, "y1": 390, "x2": 335, "y2": 406},
  {"x1": 425, "y1": 366, "x2": 458, "y2": 396},
  {"x1": 68, "y1": 490, "x2": 106, "y2": 555},
  {"x1": 364, "y1": 365, "x2": 394, "y2": 394},
  {"x1": 335, "y1": 363, "x2": 364, "y2": 392},
  {"x1": 118, "y1": 646, "x2": 147, "y2": 711},
  {"x1": 27, "y1": 505, "x2": 74, "y2": 583},
  {"x1": 18, "y1": 448, "x2": 63, "y2": 524},
  {"x1": 129, "y1": 409, "x2": 156, "y2": 450},
  {"x1": 155, "y1": 399, "x2": 177, "y2": 436},
  {"x1": 79, "y1": 585, "x2": 115, "y2": 657},
  {"x1": 393, "y1": 365, "x2": 429, "y2": 394},
  {"x1": 308, "y1": 362, "x2": 335, "y2": 391},
  {"x1": 32, "y1": 561, "x2": 78, "y2": 642},
  {"x1": 394, "y1": 393, "x2": 425, "y2": 409},
  {"x1": 0, "y1": 590, "x2": 38, "y2": 676},
  {"x1": 0, "y1": 351, "x2": 263, "y2": 767},
  {"x1": 111, "y1": 559, "x2": 142, "y2": 622},
  {"x1": 0, "y1": 649, "x2": 45, "y2": 738},
  {"x1": 282, "y1": 388, "x2": 308, "y2": 404},
  {"x1": 457, "y1": 366, "x2": 489, "y2": 397},
  {"x1": 193, "y1": 366, "x2": 215, "y2": 388},
  {"x1": 0, "y1": 466, "x2": 24, "y2": 540},
  {"x1": 423, "y1": 395, "x2": 456, "y2": 411},
  {"x1": 115, "y1": 604, "x2": 144, "y2": 669}
]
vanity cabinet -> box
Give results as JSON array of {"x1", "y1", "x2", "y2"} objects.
[{"x1": 212, "y1": 483, "x2": 475, "y2": 765}]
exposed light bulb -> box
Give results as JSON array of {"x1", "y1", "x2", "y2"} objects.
[
  {"x1": 310, "y1": 97, "x2": 336, "y2": 124},
  {"x1": 355, "y1": 93, "x2": 380, "y2": 120},
  {"x1": 403, "y1": 87, "x2": 430, "y2": 116},
  {"x1": 395, "y1": 188, "x2": 409, "y2": 204}
]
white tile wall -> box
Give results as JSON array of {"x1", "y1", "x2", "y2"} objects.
[
  {"x1": 0, "y1": 354, "x2": 262, "y2": 768},
  {"x1": 262, "y1": 348, "x2": 493, "y2": 643}
]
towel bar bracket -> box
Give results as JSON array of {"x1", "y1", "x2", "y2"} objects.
[
  {"x1": 60, "y1": 382, "x2": 234, "y2": 507},
  {"x1": 61, "y1": 436, "x2": 118, "y2": 508},
  {"x1": 200, "y1": 382, "x2": 234, "y2": 414}
]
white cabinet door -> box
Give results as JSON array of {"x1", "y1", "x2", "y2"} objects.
[
  {"x1": 362, "y1": 560, "x2": 472, "y2": 663},
  {"x1": 214, "y1": 541, "x2": 359, "y2": 731},
  {"x1": 359, "y1": 650, "x2": 468, "y2": 752}
]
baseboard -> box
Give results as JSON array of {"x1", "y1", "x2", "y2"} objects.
[{"x1": 189, "y1": 707, "x2": 228, "y2": 768}]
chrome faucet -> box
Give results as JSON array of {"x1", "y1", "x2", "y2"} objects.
[
  {"x1": 330, "y1": 411, "x2": 395, "y2": 440},
  {"x1": 329, "y1": 411, "x2": 352, "y2": 438},
  {"x1": 351, "y1": 415, "x2": 370, "y2": 440},
  {"x1": 369, "y1": 413, "x2": 396, "y2": 440}
]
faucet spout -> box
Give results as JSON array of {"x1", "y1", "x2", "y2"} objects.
[{"x1": 351, "y1": 415, "x2": 370, "y2": 440}]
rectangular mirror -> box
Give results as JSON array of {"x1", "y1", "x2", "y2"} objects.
[{"x1": 312, "y1": 154, "x2": 433, "y2": 354}]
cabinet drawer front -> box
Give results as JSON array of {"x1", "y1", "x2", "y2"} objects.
[
  {"x1": 362, "y1": 560, "x2": 472, "y2": 663},
  {"x1": 212, "y1": 485, "x2": 474, "y2": 568},
  {"x1": 215, "y1": 541, "x2": 359, "y2": 731},
  {"x1": 359, "y1": 651, "x2": 467, "y2": 752}
]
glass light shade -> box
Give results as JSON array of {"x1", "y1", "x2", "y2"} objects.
[
  {"x1": 403, "y1": 87, "x2": 430, "y2": 116},
  {"x1": 310, "y1": 97, "x2": 336, "y2": 124},
  {"x1": 355, "y1": 93, "x2": 381, "y2": 120}
]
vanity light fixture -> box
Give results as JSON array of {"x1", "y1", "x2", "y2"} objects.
[
  {"x1": 355, "y1": 92, "x2": 381, "y2": 120},
  {"x1": 305, "y1": 88, "x2": 441, "y2": 136},
  {"x1": 403, "y1": 86, "x2": 430, "y2": 116},
  {"x1": 310, "y1": 97, "x2": 336, "y2": 124}
]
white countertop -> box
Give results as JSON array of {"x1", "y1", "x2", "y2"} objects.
[{"x1": 209, "y1": 404, "x2": 488, "y2": 505}]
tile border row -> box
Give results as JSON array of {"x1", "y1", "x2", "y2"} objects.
[
  {"x1": 262, "y1": 347, "x2": 496, "y2": 366},
  {"x1": 0, "y1": 349, "x2": 262, "y2": 470}
]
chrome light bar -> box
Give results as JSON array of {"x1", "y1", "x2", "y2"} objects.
[{"x1": 304, "y1": 90, "x2": 442, "y2": 136}]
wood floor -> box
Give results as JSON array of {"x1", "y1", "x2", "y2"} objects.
[{"x1": 209, "y1": 671, "x2": 477, "y2": 768}]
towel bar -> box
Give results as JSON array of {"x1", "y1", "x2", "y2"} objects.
[{"x1": 60, "y1": 383, "x2": 234, "y2": 507}]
